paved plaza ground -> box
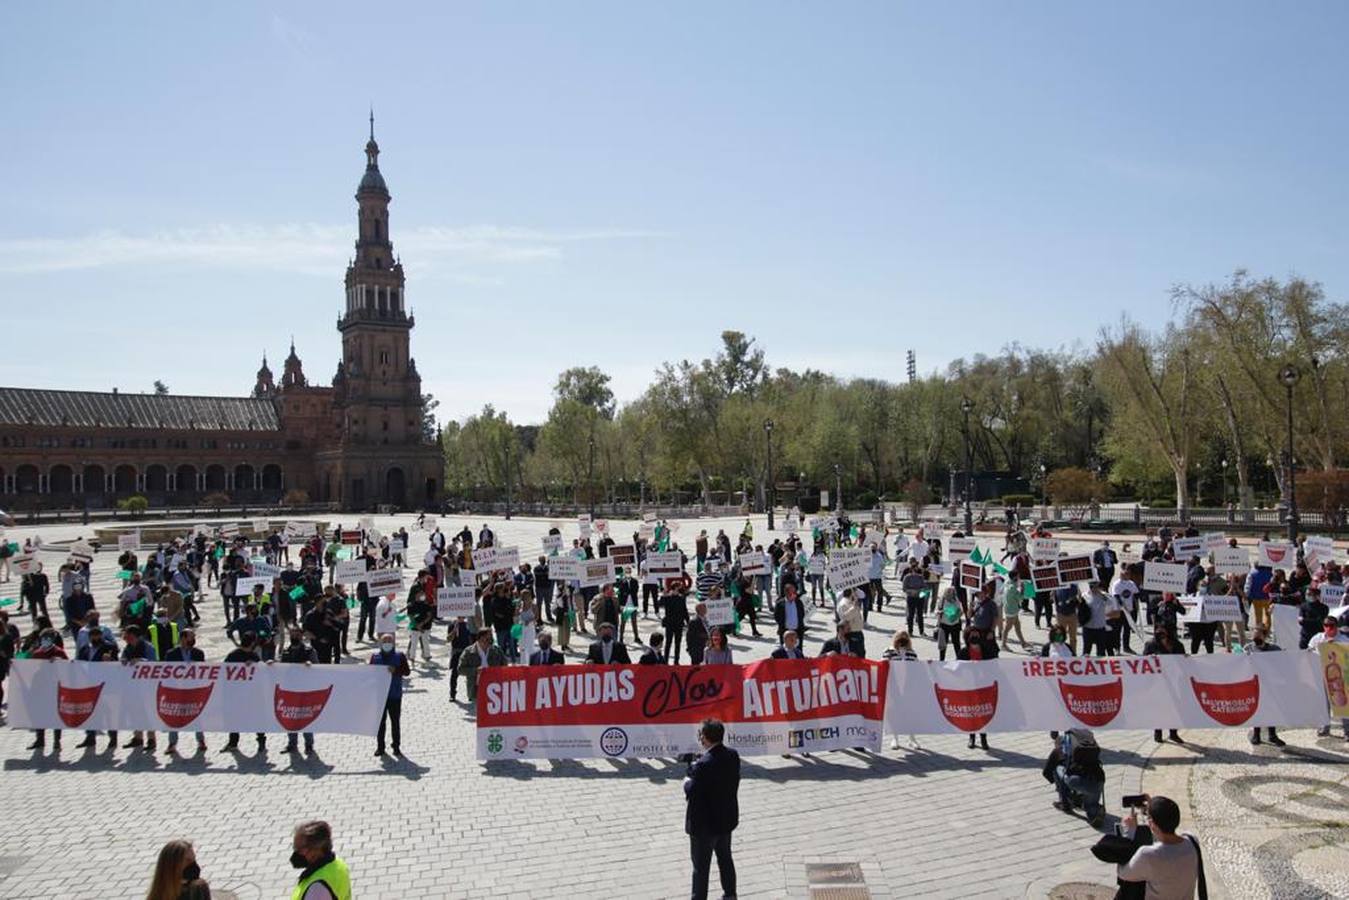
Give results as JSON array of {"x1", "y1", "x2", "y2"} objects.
[{"x1": 1, "y1": 514, "x2": 1347, "y2": 899}]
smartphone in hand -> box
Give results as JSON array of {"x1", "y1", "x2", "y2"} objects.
[{"x1": 1122, "y1": 794, "x2": 1147, "y2": 808}]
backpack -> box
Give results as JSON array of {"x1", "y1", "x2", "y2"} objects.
[{"x1": 1060, "y1": 728, "x2": 1100, "y2": 773}]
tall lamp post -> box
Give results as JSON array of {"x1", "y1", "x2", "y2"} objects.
[
  {"x1": 833, "y1": 463, "x2": 842, "y2": 513},
  {"x1": 587, "y1": 436, "x2": 596, "y2": 518},
  {"x1": 960, "y1": 397, "x2": 974, "y2": 534},
  {"x1": 1279, "y1": 364, "x2": 1300, "y2": 543},
  {"x1": 763, "y1": 419, "x2": 775, "y2": 530}
]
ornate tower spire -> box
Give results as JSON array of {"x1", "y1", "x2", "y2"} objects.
[{"x1": 342, "y1": 113, "x2": 405, "y2": 327}]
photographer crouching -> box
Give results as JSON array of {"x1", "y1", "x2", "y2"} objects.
[{"x1": 1042, "y1": 727, "x2": 1106, "y2": 829}]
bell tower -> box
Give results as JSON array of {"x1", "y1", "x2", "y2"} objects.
[{"x1": 320, "y1": 113, "x2": 441, "y2": 511}]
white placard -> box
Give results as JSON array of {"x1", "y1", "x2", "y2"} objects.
[
  {"x1": 117, "y1": 532, "x2": 140, "y2": 552},
  {"x1": 705, "y1": 597, "x2": 735, "y2": 627},
  {"x1": 421, "y1": 516, "x2": 438, "y2": 531},
  {"x1": 437, "y1": 586, "x2": 477, "y2": 619},
  {"x1": 12, "y1": 555, "x2": 37, "y2": 576},
  {"x1": 1170, "y1": 536, "x2": 1204, "y2": 560},
  {"x1": 219, "y1": 523, "x2": 239, "y2": 537},
  {"x1": 577, "y1": 515, "x2": 592, "y2": 538},
  {"x1": 1213, "y1": 547, "x2": 1250, "y2": 576},
  {"x1": 594, "y1": 518, "x2": 609, "y2": 535},
  {"x1": 578, "y1": 557, "x2": 615, "y2": 588},
  {"x1": 252, "y1": 519, "x2": 269, "y2": 533},
  {"x1": 473, "y1": 546, "x2": 521, "y2": 573},
  {"x1": 608, "y1": 543, "x2": 637, "y2": 568},
  {"x1": 234, "y1": 576, "x2": 273, "y2": 598},
  {"x1": 542, "y1": 534, "x2": 564, "y2": 555},
  {"x1": 1319, "y1": 584, "x2": 1346, "y2": 606},
  {"x1": 549, "y1": 556, "x2": 582, "y2": 582},
  {"x1": 1304, "y1": 535, "x2": 1338, "y2": 567},
  {"x1": 1202, "y1": 533, "x2": 1228, "y2": 552},
  {"x1": 642, "y1": 512, "x2": 657, "y2": 523},
  {"x1": 638, "y1": 522, "x2": 655, "y2": 541},
  {"x1": 947, "y1": 537, "x2": 976, "y2": 563},
  {"x1": 646, "y1": 551, "x2": 683, "y2": 577},
  {"x1": 826, "y1": 549, "x2": 870, "y2": 591},
  {"x1": 333, "y1": 559, "x2": 368, "y2": 585},
  {"x1": 284, "y1": 520, "x2": 310, "y2": 539},
  {"x1": 807, "y1": 554, "x2": 825, "y2": 575},
  {"x1": 250, "y1": 561, "x2": 281, "y2": 580},
  {"x1": 1257, "y1": 541, "x2": 1297, "y2": 569},
  {"x1": 738, "y1": 551, "x2": 770, "y2": 576},
  {"x1": 1179, "y1": 594, "x2": 1244, "y2": 624},
  {"x1": 1142, "y1": 561, "x2": 1188, "y2": 593},
  {"x1": 1030, "y1": 537, "x2": 1060, "y2": 561},
  {"x1": 921, "y1": 521, "x2": 945, "y2": 542},
  {"x1": 365, "y1": 569, "x2": 404, "y2": 596},
  {"x1": 783, "y1": 516, "x2": 800, "y2": 534},
  {"x1": 389, "y1": 539, "x2": 405, "y2": 553}
]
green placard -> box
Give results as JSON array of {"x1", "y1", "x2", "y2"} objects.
[{"x1": 289, "y1": 586, "x2": 306, "y2": 600}]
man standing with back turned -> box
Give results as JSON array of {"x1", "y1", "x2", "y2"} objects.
[{"x1": 684, "y1": 717, "x2": 740, "y2": 900}]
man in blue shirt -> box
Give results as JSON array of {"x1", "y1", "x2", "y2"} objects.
[{"x1": 370, "y1": 632, "x2": 411, "y2": 757}]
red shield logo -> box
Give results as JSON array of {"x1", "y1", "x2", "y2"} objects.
[
  {"x1": 57, "y1": 682, "x2": 104, "y2": 728},
  {"x1": 273, "y1": 684, "x2": 333, "y2": 731},
  {"x1": 1190, "y1": 675, "x2": 1259, "y2": 726},
  {"x1": 933, "y1": 682, "x2": 998, "y2": 732},
  {"x1": 1058, "y1": 678, "x2": 1123, "y2": 726},
  {"x1": 156, "y1": 682, "x2": 215, "y2": 728}
]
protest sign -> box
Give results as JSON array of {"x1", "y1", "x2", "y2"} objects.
[
  {"x1": 1321, "y1": 584, "x2": 1346, "y2": 607},
  {"x1": 577, "y1": 515, "x2": 592, "y2": 538},
  {"x1": 783, "y1": 516, "x2": 800, "y2": 534},
  {"x1": 1257, "y1": 541, "x2": 1297, "y2": 569},
  {"x1": 233, "y1": 576, "x2": 273, "y2": 598},
  {"x1": 333, "y1": 559, "x2": 368, "y2": 585},
  {"x1": 219, "y1": 523, "x2": 240, "y2": 538},
  {"x1": 1031, "y1": 563, "x2": 1061, "y2": 592},
  {"x1": 12, "y1": 555, "x2": 37, "y2": 576},
  {"x1": 389, "y1": 539, "x2": 405, "y2": 554},
  {"x1": 1304, "y1": 535, "x2": 1338, "y2": 568},
  {"x1": 638, "y1": 522, "x2": 655, "y2": 541},
  {"x1": 252, "y1": 519, "x2": 269, "y2": 533},
  {"x1": 1170, "y1": 536, "x2": 1204, "y2": 560},
  {"x1": 436, "y1": 586, "x2": 477, "y2": 619},
  {"x1": 646, "y1": 551, "x2": 684, "y2": 578},
  {"x1": 1272, "y1": 604, "x2": 1300, "y2": 656},
  {"x1": 251, "y1": 561, "x2": 281, "y2": 580},
  {"x1": 340, "y1": 529, "x2": 362, "y2": 545},
  {"x1": 958, "y1": 561, "x2": 984, "y2": 590},
  {"x1": 884, "y1": 652, "x2": 1326, "y2": 735},
  {"x1": 542, "y1": 534, "x2": 563, "y2": 555},
  {"x1": 117, "y1": 531, "x2": 140, "y2": 552},
  {"x1": 1118, "y1": 544, "x2": 1141, "y2": 565},
  {"x1": 1202, "y1": 533, "x2": 1228, "y2": 552},
  {"x1": 642, "y1": 511, "x2": 657, "y2": 523},
  {"x1": 705, "y1": 597, "x2": 735, "y2": 627},
  {"x1": 820, "y1": 516, "x2": 840, "y2": 533},
  {"x1": 549, "y1": 556, "x2": 582, "y2": 582},
  {"x1": 8, "y1": 660, "x2": 389, "y2": 736},
  {"x1": 608, "y1": 544, "x2": 637, "y2": 568},
  {"x1": 1213, "y1": 546, "x2": 1250, "y2": 575},
  {"x1": 578, "y1": 558, "x2": 615, "y2": 588},
  {"x1": 1030, "y1": 538, "x2": 1060, "y2": 561},
  {"x1": 1056, "y1": 555, "x2": 1096, "y2": 585},
  {"x1": 738, "y1": 551, "x2": 771, "y2": 576},
  {"x1": 807, "y1": 554, "x2": 825, "y2": 576},
  {"x1": 826, "y1": 549, "x2": 869, "y2": 591},
  {"x1": 473, "y1": 546, "x2": 521, "y2": 573},
  {"x1": 1179, "y1": 595, "x2": 1243, "y2": 624},
  {"x1": 921, "y1": 521, "x2": 945, "y2": 542},
  {"x1": 947, "y1": 537, "x2": 976, "y2": 563},
  {"x1": 594, "y1": 518, "x2": 609, "y2": 535},
  {"x1": 365, "y1": 569, "x2": 404, "y2": 596},
  {"x1": 421, "y1": 516, "x2": 438, "y2": 531},
  {"x1": 1143, "y1": 561, "x2": 1188, "y2": 593},
  {"x1": 477, "y1": 655, "x2": 886, "y2": 760}
]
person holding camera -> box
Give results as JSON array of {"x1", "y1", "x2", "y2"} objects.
[
  {"x1": 1044, "y1": 728, "x2": 1106, "y2": 828},
  {"x1": 1117, "y1": 795, "x2": 1203, "y2": 899}
]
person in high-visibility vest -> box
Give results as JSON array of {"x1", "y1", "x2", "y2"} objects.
[{"x1": 290, "y1": 820, "x2": 351, "y2": 900}]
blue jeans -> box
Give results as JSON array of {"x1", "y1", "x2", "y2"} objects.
[{"x1": 1055, "y1": 765, "x2": 1103, "y2": 820}]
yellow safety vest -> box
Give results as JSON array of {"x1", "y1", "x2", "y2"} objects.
[{"x1": 291, "y1": 856, "x2": 351, "y2": 900}]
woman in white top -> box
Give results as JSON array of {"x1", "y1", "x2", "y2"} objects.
[
  {"x1": 517, "y1": 588, "x2": 537, "y2": 664},
  {"x1": 882, "y1": 630, "x2": 919, "y2": 750}
]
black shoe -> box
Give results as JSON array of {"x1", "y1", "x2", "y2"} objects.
[
  {"x1": 220, "y1": 742, "x2": 239, "y2": 753},
  {"x1": 284, "y1": 743, "x2": 299, "y2": 754},
  {"x1": 75, "y1": 736, "x2": 96, "y2": 749},
  {"x1": 1250, "y1": 733, "x2": 1262, "y2": 745},
  {"x1": 968, "y1": 735, "x2": 976, "y2": 749},
  {"x1": 26, "y1": 739, "x2": 43, "y2": 751},
  {"x1": 1269, "y1": 735, "x2": 1287, "y2": 747},
  {"x1": 979, "y1": 735, "x2": 989, "y2": 750},
  {"x1": 392, "y1": 747, "x2": 402, "y2": 757},
  {"x1": 374, "y1": 748, "x2": 386, "y2": 757},
  {"x1": 1169, "y1": 731, "x2": 1184, "y2": 744},
  {"x1": 1153, "y1": 730, "x2": 1163, "y2": 743}
]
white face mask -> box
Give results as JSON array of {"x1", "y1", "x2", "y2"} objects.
[{"x1": 380, "y1": 642, "x2": 394, "y2": 653}]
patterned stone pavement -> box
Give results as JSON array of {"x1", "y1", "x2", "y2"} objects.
[{"x1": 0, "y1": 514, "x2": 1345, "y2": 899}]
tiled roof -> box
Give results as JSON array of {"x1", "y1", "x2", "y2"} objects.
[{"x1": 0, "y1": 387, "x2": 280, "y2": 431}]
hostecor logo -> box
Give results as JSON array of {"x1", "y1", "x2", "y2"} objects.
[{"x1": 599, "y1": 727, "x2": 629, "y2": 756}]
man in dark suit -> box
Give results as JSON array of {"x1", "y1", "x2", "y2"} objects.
[
  {"x1": 772, "y1": 584, "x2": 808, "y2": 645},
  {"x1": 164, "y1": 628, "x2": 207, "y2": 754},
  {"x1": 639, "y1": 631, "x2": 665, "y2": 664},
  {"x1": 528, "y1": 632, "x2": 565, "y2": 666},
  {"x1": 686, "y1": 602, "x2": 710, "y2": 665},
  {"x1": 660, "y1": 586, "x2": 690, "y2": 663},
  {"x1": 585, "y1": 622, "x2": 632, "y2": 665},
  {"x1": 818, "y1": 623, "x2": 854, "y2": 657},
  {"x1": 770, "y1": 630, "x2": 805, "y2": 660},
  {"x1": 684, "y1": 717, "x2": 740, "y2": 900}
]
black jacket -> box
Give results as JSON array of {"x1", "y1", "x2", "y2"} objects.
[
  {"x1": 684, "y1": 743, "x2": 740, "y2": 835},
  {"x1": 585, "y1": 640, "x2": 631, "y2": 665},
  {"x1": 660, "y1": 593, "x2": 689, "y2": 629},
  {"x1": 529, "y1": 648, "x2": 565, "y2": 665},
  {"x1": 165, "y1": 646, "x2": 205, "y2": 662}
]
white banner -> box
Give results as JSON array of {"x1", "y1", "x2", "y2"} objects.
[
  {"x1": 473, "y1": 546, "x2": 521, "y2": 573},
  {"x1": 365, "y1": 569, "x2": 404, "y2": 596},
  {"x1": 333, "y1": 559, "x2": 368, "y2": 585},
  {"x1": 738, "y1": 551, "x2": 770, "y2": 576},
  {"x1": 1213, "y1": 546, "x2": 1250, "y2": 576},
  {"x1": 883, "y1": 653, "x2": 1327, "y2": 735},
  {"x1": 437, "y1": 586, "x2": 477, "y2": 619},
  {"x1": 1257, "y1": 541, "x2": 1297, "y2": 569},
  {"x1": 6, "y1": 660, "x2": 390, "y2": 735},
  {"x1": 1143, "y1": 561, "x2": 1188, "y2": 593}
]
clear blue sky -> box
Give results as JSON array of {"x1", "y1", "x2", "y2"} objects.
[{"x1": 3, "y1": 1, "x2": 1345, "y2": 423}]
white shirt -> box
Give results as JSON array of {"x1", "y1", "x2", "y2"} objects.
[
  {"x1": 1308, "y1": 632, "x2": 1349, "y2": 652},
  {"x1": 374, "y1": 598, "x2": 397, "y2": 634},
  {"x1": 907, "y1": 539, "x2": 930, "y2": 563}
]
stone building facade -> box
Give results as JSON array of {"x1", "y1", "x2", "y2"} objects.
[{"x1": 0, "y1": 123, "x2": 441, "y2": 512}]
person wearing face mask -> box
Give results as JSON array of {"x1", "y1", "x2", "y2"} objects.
[
  {"x1": 958, "y1": 627, "x2": 999, "y2": 750},
  {"x1": 76, "y1": 612, "x2": 115, "y2": 656},
  {"x1": 586, "y1": 622, "x2": 632, "y2": 665},
  {"x1": 63, "y1": 578, "x2": 96, "y2": 635},
  {"x1": 1240, "y1": 627, "x2": 1286, "y2": 746},
  {"x1": 118, "y1": 625, "x2": 159, "y2": 750},
  {"x1": 161, "y1": 629, "x2": 208, "y2": 755},
  {"x1": 457, "y1": 627, "x2": 507, "y2": 707},
  {"x1": 289, "y1": 819, "x2": 351, "y2": 900},
  {"x1": 1309, "y1": 616, "x2": 1349, "y2": 741},
  {"x1": 146, "y1": 838, "x2": 210, "y2": 900},
  {"x1": 25, "y1": 628, "x2": 68, "y2": 751},
  {"x1": 370, "y1": 631, "x2": 411, "y2": 756},
  {"x1": 146, "y1": 607, "x2": 180, "y2": 661},
  {"x1": 221, "y1": 632, "x2": 267, "y2": 754},
  {"x1": 276, "y1": 628, "x2": 318, "y2": 754}
]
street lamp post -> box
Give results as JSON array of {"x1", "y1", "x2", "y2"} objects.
[
  {"x1": 960, "y1": 397, "x2": 974, "y2": 534},
  {"x1": 1279, "y1": 364, "x2": 1300, "y2": 543},
  {"x1": 833, "y1": 463, "x2": 842, "y2": 513},
  {"x1": 1220, "y1": 458, "x2": 1228, "y2": 508},
  {"x1": 587, "y1": 436, "x2": 596, "y2": 518},
  {"x1": 763, "y1": 419, "x2": 776, "y2": 531}
]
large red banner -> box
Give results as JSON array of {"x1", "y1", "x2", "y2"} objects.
[{"x1": 476, "y1": 656, "x2": 887, "y2": 759}]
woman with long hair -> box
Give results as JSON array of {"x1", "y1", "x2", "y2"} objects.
[
  {"x1": 703, "y1": 626, "x2": 734, "y2": 664},
  {"x1": 146, "y1": 839, "x2": 209, "y2": 900}
]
